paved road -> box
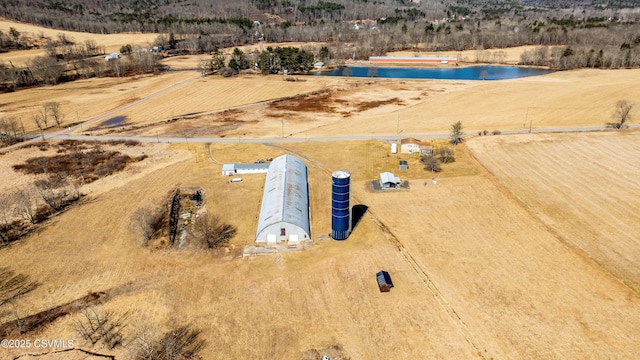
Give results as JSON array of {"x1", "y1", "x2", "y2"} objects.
[{"x1": 37, "y1": 124, "x2": 638, "y2": 145}]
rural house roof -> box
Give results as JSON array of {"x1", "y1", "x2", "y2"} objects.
[{"x1": 400, "y1": 138, "x2": 432, "y2": 146}]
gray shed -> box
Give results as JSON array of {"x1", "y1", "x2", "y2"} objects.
[
  {"x1": 376, "y1": 271, "x2": 394, "y2": 292},
  {"x1": 379, "y1": 172, "x2": 401, "y2": 188}
]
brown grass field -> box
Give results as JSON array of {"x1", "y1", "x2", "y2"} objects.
[
  {"x1": 21, "y1": 69, "x2": 637, "y2": 140},
  {"x1": 466, "y1": 131, "x2": 640, "y2": 292},
  {"x1": 1, "y1": 134, "x2": 640, "y2": 359},
  {"x1": 2, "y1": 20, "x2": 640, "y2": 360},
  {"x1": 0, "y1": 18, "x2": 160, "y2": 66}
]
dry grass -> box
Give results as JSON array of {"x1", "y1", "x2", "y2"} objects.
[
  {"x1": 1, "y1": 134, "x2": 640, "y2": 359},
  {"x1": 299, "y1": 69, "x2": 640, "y2": 137},
  {"x1": 388, "y1": 45, "x2": 561, "y2": 64},
  {"x1": 0, "y1": 18, "x2": 160, "y2": 66},
  {"x1": 2, "y1": 21, "x2": 640, "y2": 358},
  {"x1": 0, "y1": 72, "x2": 197, "y2": 133},
  {"x1": 467, "y1": 130, "x2": 640, "y2": 292}
]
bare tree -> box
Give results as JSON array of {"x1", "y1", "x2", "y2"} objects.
[
  {"x1": 134, "y1": 324, "x2": 159, "y2": 360},
  {"x1": 134, "y1": 324, "x2": 205, "y2": 360},
  {"x1": 609, "y1": 100, "x2": 633, "y2": 129},
  {"x1": 421, "y1": 154, "x2": 441, "y2": 172},
  {"x1": 34, "y1": 175, "x2": 75, "y2": 211},
  {"x1": 32, "y1": 106, "x2": 51, "y2": 140},
  {"x1": 0, "y1": 116, "x2": 23, "y2": 146},
  {"x1": 75, "y1": 308, "x2": 128, "y2": 349},
  {"x1": 45, "y1": 101, "x2": 64, "y2": 128},
  {"x1": 436, "y1": 147, "x2": 456, "y2": 163},
  {"x1": 28, "y1": 55, "x2": 64, "y2": 85},
  {"x1": 15, "y1": 186, "x2": 39, "y2": 224},
  {"x1": 133, "y1": 207, "x2": 164, "y2": 243},
  {"x1": 449, "y1": 121, "x2": 464, "y2": 145},
  {"x1": 0, "y1": 191, "x2": 19, "y2": 245},
  {"x1": 192, "y1": 212, "x2": 237, "y2": 249}
]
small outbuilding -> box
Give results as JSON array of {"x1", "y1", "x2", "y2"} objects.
[
  {"x1": 379, "y1": 172, "x2": 401, "y2": 188},
  {"x1": 376, "y1": 270, "x2": 394, "y2": 292},
  {"x1": 221, "y1": 163, "x2": 270, "y2": 176},
  {"x1": 399, "y1": 160, "x2": 408, "y2": 171}
]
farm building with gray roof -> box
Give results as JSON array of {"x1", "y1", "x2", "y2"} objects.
[{"x1": 255, "y1": 154, "x2": 311, "y2": 244}]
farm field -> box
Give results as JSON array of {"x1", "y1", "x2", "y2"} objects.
[
  {"x1": 466, "y1": 131, "x2": 640, "y2": 292},
  {"x1": 63, "y1": 68, "x2": 640, "y2": 140},
  {"x1": 2, "y1": 18, "x2": 640, "y2": 360},
  {"x1": 0, "y1": 18, "x2": 160, "y2": 66},
  {"x1": 297, "y1": 68, "x2": 640, "y2": 137},
  {"x1": 0, "y1": 72, "x2": 198, "y2": 133},
  {"x1": 1, "y1": 133, "x2": 640, "y2": 359}
]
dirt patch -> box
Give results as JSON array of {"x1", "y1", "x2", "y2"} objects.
[
  {"x1": 354, "y1": 97, "x2": 404, "y2": 112},
  {"x1": 270, "y1": 91, "x2": 337, "y2": 113},
  {"x1": 13, "y1": 140, "x2": 146, "y2": 184}
]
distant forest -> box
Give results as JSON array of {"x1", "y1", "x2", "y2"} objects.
[{"x1": 2, "y1": 0, "x2": 640, "y2": 68}]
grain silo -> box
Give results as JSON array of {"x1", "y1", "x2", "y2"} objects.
[{"x1": 331, "y1": 170, "x2": 351, "y2": 240}]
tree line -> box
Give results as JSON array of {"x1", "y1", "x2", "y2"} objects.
[
  {"x1": 200, "y1": 46, "x2": 317, "y2": 76},
  {"x1": 3, "y1": 0, "x2": 640, "y2": 70}
]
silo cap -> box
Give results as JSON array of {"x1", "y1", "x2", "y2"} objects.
[{"x1": 332, "y1": 170, "x2": 351, "y2": 178}]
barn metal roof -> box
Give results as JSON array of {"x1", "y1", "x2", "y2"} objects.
[
  {"x1": 223, "y1": 163, "x2": 271, "y2": 171},
  {"x1": 255, "y1": 155, "x2": 310, "y2": 239},
  {"x1": 376, "y1": 271, "x2": 394, "y2": 287},
  {"x1": 380, "y1": 172, "x2": 400, "y2": 185}
]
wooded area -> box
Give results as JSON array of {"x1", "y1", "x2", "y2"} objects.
[
  {"x1": 1, "y1": 0, "x2": 640, "y2": 92},
  {"x1": 2, "y1": 0, "x2": 640, "y2": 70}
]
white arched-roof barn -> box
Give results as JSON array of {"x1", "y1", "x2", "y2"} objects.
[{"x1": 255, "y1": 154, "x2": 310, "y2": 244}]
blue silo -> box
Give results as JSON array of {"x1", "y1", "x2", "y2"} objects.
[{"x1": 331, "y1": 170, "x2": 351, "y2": 240}]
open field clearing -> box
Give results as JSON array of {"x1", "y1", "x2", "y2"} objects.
[
  {"x1": 0, "y1": 71, "x2": 197, "y2": 133},
  {"x1": 0, "y1": 142, "x2": 477, "y2": 359},
  {"x1": 83, "y1": 75, "x2": 337, "y2": 135},
  {"x1": 467, "y1": 130, "x2": 640, "y2": 292},
  {"x1": 67, "y1": 68, "x2": 640, "y2": 140},
  {"x1": 1, "y1": 136, "x2": 640, "y2": 358},
  {"x1": 353, "y1": 169, "x2": 640, "y2": 359},
  {"x1": 0, "y1": 18, "x2": 159, "y2": 66},
  {"x1": 388, "y1": 45, "x2": 559, "y2": 65},
  {"x1": 300, "y1": 68, "x2": 640, "y2": 137},
  {"x1": 93, "y1": 77, "x2": 479, "y2": 138}
]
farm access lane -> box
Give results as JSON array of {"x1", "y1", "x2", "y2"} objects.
[{"x1": 40, "y1": 124, "x2": 640, "y2": 145}]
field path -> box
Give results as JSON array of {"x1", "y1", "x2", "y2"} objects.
[{"x1": 266, "y1": 143, "x2": 489, "y2": 358}]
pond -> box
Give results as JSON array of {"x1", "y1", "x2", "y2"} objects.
[{"x1": 313, "y1": 65, "x2": 553, "y2": 80}]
